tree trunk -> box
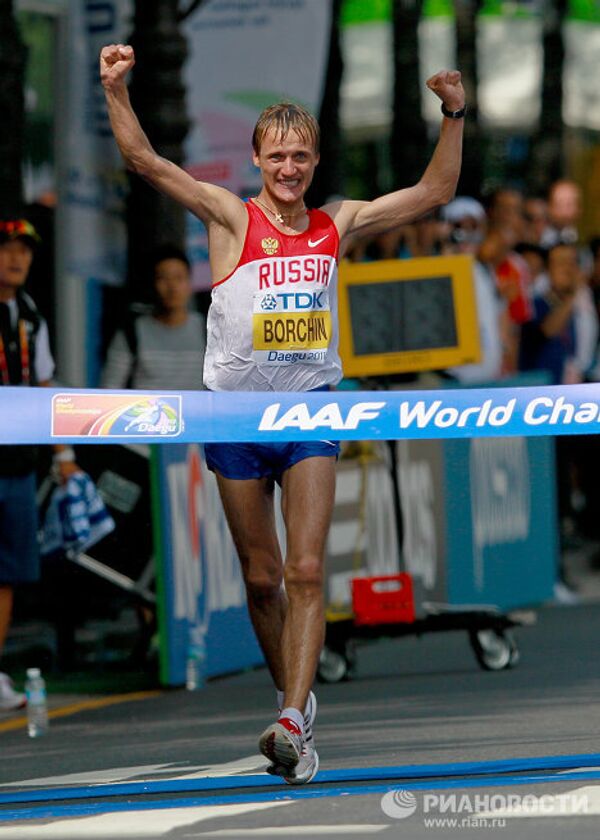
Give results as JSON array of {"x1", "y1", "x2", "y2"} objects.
[
  {"x1": 391, "y1": 0, "x2": 427, "y2": 190},
  {"x1": 308, "y1": 0, "x2": 344, "y2": 208},
  {"x1": 454, "y1": 0, "x2": 483, "y2": 196},
  {"x1": 127, "y1": 0, "x2": 190, "y2": 298},
  {"x1": 527, "y1": 0, "x2": 566, "y2": 195},
  {"x1": 0, "y1": 2, "x2": 26, "y2": 218}
]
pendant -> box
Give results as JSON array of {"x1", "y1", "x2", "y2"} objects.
[{"x1": 274, "y1": 212, "x2": 284, "y2": 224}]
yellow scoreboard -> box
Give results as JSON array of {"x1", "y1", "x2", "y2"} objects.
[{"x1": 338, "y1": 254, "x2": 481, "y2": 377}]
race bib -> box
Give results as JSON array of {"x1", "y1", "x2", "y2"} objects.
[{"x1": 252, "y1": 289, "x2": 332, "y2": 366}]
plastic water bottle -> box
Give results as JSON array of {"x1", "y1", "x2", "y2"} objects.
[
  {"x1": 186, "y1": 627, "x2": 207, "y2": 691},
  {"x1": 25, "y1": 668, "x2": 49, "y2": 738}
]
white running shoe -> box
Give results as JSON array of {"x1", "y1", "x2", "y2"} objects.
[
  {"x1": 266, "y1": 691, "x2": 320, "y2": 785},
  {"x1": 0, "y1": 672, "x2": 26, "y2": 712},
  {"x1": 259, "y1": 716, "x2": 303, "y2": 770},
  {"x1": 283, "y1": 691, "x2": 319, "y2": 785}
]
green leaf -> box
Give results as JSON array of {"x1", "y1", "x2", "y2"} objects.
[
  {"x1": 341, "y1": 0, "x2": 392, "y2": 26},
  {"x1": 568, "y1": 0, "x2": 600, "y2": 22}
]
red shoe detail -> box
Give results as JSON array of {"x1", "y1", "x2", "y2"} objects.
[{"x1": 277, "y1": 717, "x2": 302, "y2": 737}]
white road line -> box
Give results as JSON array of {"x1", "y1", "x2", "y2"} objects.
[
  {"x1": 197, "y1": 827, "x2": 388, "y2": 837},
  {"x1": 559, "y1": 766, "x2": 600, "y2": 774},
  {"x1": 0, "y1": 803, "x2": 291, "y2": 839},
  {"x1": 0, "y1": 756, "x2": 267, "y2": 789},
  {"x1": 0, "y1": 765, "x2": 174, "y2": 789},
  {"x1": 183, "y1": 755, "x2": 268, "y2": 778}
]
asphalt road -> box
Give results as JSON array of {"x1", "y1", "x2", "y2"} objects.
[{"x1": 1, "y1": 602, "x2": 600, "y2": 839}]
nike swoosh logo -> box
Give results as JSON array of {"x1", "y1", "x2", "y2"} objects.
[{"x1": 308, "y1": 235, "x2": 329, "y2": 248}]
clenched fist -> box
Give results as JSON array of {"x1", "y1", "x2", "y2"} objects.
[
  {"x1": 100, "y1": 44, "x2": 135, "y2": 90},
  {"x1": 426, "y1": 70, "x2": 465, "y2": 112}
]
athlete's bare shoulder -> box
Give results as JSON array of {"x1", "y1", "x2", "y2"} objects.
[
  {"x1": 197, "y1": 182, "x2": 247, "y2": 233},
  {"x1": 320, "y1": 198, "x2": 369, "y2": 248},
  {"x1": 205, "y1": 197, "x2": 251, "y2": 283}
]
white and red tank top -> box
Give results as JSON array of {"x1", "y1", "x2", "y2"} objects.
[{"x1": 203, "y1": 201, "x2": 343, "y2": 392}]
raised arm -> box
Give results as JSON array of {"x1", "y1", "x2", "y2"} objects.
[
  {"x1": 326, "y1": 70, "x2": 465, "y2": 246},
  {"x1": 100, "y1": 44, "x2": 245, "y2": 232}
]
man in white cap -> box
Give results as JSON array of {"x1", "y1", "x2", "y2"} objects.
[{"x1": 441, "y1": 198, "x2": 503, "y2": 383}]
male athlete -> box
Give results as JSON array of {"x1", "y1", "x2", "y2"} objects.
[{"x1": 101, "y1": 43, "x2": 465, "y2": 784}]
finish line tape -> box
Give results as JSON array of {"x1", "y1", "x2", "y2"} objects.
[{"x1": 2, "y1": 383, "x2": 600, "y2": 444}]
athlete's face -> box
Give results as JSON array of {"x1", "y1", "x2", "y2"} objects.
[
  {"x1": 253, "y1": 128, "x2": 319, "y2": 205},
  {"x1": 0, "y1": 240, "x2": 34, "y2": 292}
]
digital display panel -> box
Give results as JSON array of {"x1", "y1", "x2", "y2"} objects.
[
  {"x1": 338, "y1": 255, "x2": 480, "y2": 377},
  {"x1": 348, "y1": 275, "x2": 458, "y2": 355}
]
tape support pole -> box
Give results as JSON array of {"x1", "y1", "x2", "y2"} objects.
[{"x1": 3, "y1": 383, "x2": 600, "y2": 444}]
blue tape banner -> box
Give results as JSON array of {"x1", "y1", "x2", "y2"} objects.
[{"x1": 2, "y1": 383, "x2": 600, "y2": 443}]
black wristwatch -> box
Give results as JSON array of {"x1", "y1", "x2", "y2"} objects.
[{"x1": 441, "y1": 103, "x2": 467, "y2": 119}]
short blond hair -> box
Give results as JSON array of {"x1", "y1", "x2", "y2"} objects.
[{"x1": 252, "y1": 102, "x2": 320, "y2": 155}]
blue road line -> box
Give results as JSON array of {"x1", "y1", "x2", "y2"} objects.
[
  {"x1": 1, "y1": 769, "x2": 600, "y2": 822},
  {"x1": 1, "y1": 752, "x2": 600, "y2": 806}
]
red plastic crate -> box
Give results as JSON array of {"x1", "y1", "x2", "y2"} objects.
[{"x1": 351, "y1": 573, "x2": 415, "y2": 626}]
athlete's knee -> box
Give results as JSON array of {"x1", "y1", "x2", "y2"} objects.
[
  {"x1": 241, "y1": 552, "x2": 283, "y2": 603},
  {"x1": 284, "y1": 552, "x2": 324, "y2": 591}
]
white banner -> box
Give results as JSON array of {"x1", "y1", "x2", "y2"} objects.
[
  {"x1": 340, "y1": 19, "x2": 393, "y2": 135},
  {"x1": 477, "y1": 17, "x2": 543, "y2": 130},
  {"x1": 182, "y1": 0, "x2": 333, "y2": 289},
  {"x1": 55, "y1": 0, "x2": 131, "y2": 384},
  {"x1": 563, "y1": 21, "x2": 600, "y2": 131}
]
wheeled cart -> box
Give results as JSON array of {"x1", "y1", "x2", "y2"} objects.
[{"x1": 317, "y1": 572, "x2": 533, "y2": 683}]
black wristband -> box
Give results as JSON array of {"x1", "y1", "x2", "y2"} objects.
[{"x1": 441, "y1": 102, "x2": 467, "y2": 119}]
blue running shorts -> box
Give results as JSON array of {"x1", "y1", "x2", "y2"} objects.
[{"x1": 204, "y1": 440, "x2": 340, "y2": 483}]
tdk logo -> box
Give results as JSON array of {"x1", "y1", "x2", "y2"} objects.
[
  {"x1": 261, "y1": 293, "x2": 278, "y2": 311},
  {"x1": 259, "y1": 401, "x2": 386, "y2": 431},
  {"x1": 259, "y1": 292, "x2": 326, "y2": 311}
]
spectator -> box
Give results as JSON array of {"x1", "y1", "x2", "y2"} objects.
[
  {"x1": 587, "y1": 236, "x2": 600, "y2": 324},
  {"x1": 440, "y1": 197, "x2": 503, "y2": 383},
  {"x1": 541, "y1": 179, "x2": 582, "y2": 249},
  {"x1": 583, "y1": 237, "x2": 600, "y2": 382},
  {"x1": 411, "y1": 212, "x2": 448, "y2": 257},
  {"x1": 343, "y1": 215, "x2": 446, "y2": 262},
  {"x1": 478, "y1": 223, "x2": 531, "y2": 375},
  {"x1": 486, "y1": 187, "x2": 526, "y2": 241},
  {"x1": 343, "y1": 235, "x2": 375, "y2": 263},
  {"x1": 519, "y1": 243, "x2": 582, "y2": 384},
  {"x1": 519, "y1": 242, "x2": 592, "y2": 585},
  {"x1": 0, "y1": 219, "x2": 78, "y2": 712},
  {"x1": 569, "y1": 237, "x2": 600, "y2": 540},
  {"x1": 514, "y1": 242, "x2": 547, "y2": 288},
  {"x1": 101, "y1": 245, "x2": 206, "y2": 390},
  {"x1": 485, "y1": 191, "x2": 532, "y2": 313},
  {"x1": 530, "y1": 243, "x2": 598, "y2": 383},
  {"x1": 523, "y1": 196, "x2": 548, "y2": 246},
  {"x1": 344, "y1": 228, "x2": 413, "y2": 262}
]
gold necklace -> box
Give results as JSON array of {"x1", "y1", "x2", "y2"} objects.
[{"x1": 253, "y1": 196, "x2": 307, "y2": 228}]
